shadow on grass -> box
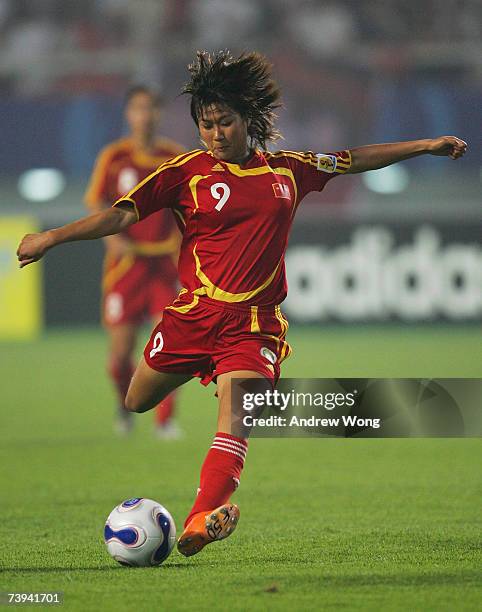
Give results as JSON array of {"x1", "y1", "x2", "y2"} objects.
[
  {"x1": 0, "y1": 566, "x2": 124, "y2": 573},
  {"x1": 215, "y1": 568, "x2": 482, "y2": 595},
  {"x1": 0, "y1": 562, "x2": 206, "y2": 573},
  {"x1": 304, "y1": 570, "x2": 481, "y2": 588}
]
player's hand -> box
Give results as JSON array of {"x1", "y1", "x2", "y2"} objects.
[
  {"x1": 17, "y1": 231, "x2": 53, "y2": 268},
  {"x1": 428, "y1": 136, "x2": 467, "y2": 159}
]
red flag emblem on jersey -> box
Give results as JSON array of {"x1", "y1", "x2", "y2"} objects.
[{"x1": 272, "y1": 183, "x2": 290, "y2": 199}]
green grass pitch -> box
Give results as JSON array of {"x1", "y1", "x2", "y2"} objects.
[{"x1": 0, "y1": 326, "x2": 481, "y2": 611}]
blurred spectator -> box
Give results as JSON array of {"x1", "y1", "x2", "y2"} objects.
[
  {"x1": 286, "y1": 0, "x2": 358, "y2": 57},
  {"x1": 189, "y1": 0, "x2": 262, "y2": 49},
  {"x1": 0, "y1": 0, "x2": 10, "y2": 28},
  {"x1": 0, "y1": 0, "x2": 480, "y2": 178},
  {"x1": 2, "y1": 12, "x2": 62, "y2": 95}
]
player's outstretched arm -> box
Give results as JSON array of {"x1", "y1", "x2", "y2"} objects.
[
  {"x1": 348, "y1": 136, "x2": 467, "y2": 173},
  {"x1": 17, "y1": 204, "x2": 137, "y2": 268}
]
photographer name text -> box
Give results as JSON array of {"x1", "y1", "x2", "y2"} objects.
[{"x1": 243, "y1": 414, "x2": 381, "y2": 429}]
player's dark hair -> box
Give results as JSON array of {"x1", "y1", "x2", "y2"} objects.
[
  {"x1": 124, "y1": 85, "x2": 163, "y2": 108},
  {"x1": 182, "y1": 50, "x2": 282, "y2": 149}
]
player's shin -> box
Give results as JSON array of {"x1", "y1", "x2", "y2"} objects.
[
  {"x1": 155, "y1": 392, "x2": 175, "y2": 425},
  {"x1": 183, "y1": 432, "x2": 247, "y2": 527},
  {"x1": 108, "y1": 358, "x2": 134, "y2": 409}
]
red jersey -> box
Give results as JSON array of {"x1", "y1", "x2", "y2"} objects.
[
  {"x1": 114, "y1": 148, "x2": 351, "y2": 305},
  {"x1": 85, "y1": 136, "x2": 185, "y2": 255}
]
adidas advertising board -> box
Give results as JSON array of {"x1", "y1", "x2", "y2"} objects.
[{"x1": 285, "y1": 222, "x2": 482, "y2": 323}]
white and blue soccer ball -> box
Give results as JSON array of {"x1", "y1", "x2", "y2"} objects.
[{"x1": 104, "y1": 498, "x2": 176, "y2": 567}]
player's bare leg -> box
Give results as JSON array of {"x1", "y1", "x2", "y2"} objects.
[
  {"x1": 107, "y1": 324, "x2": 137, "y2": 434},
  {"x1": 178, "y1": 371, "x2": 270, "y2": 557},
  {"x1": 216, "y1": 370, "x2": 269, "y2": 437},
  {"x1": 125, "y1": 356, "x2": 192, "y2": 414}
]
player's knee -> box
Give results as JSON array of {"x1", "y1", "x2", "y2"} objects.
[
  {"x1": 124, "y1": 386, "x2": 142, "y2": 413},
  {"x1": 124, "y1": 388, "x2": 155, "y2": 414}
]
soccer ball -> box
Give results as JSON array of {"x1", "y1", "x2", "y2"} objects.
[{"x1": 104, "y1": 498, "x2": 176, "y2": 567}]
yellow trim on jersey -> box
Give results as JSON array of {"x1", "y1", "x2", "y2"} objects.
[
  {"x1": 173, "y1": 208, "x2": 186, "y2": 228},
  {"x1": 232, "y1": 163, "x2": 298, "y2": 212},
  {"x1": 270, "y1": 167, "x2": 298, "y2": 216},
  {"x1": 191, "y1": 164, "x2": 297, "y2": 215},
  {"x1": 244, "y1": 303, "x2": 291, "y2": 363},
  {"x1": 223, "y1": 163, "x2": 273, "y2": 177},
  {"x1": 250, "y1": 306, "x2": 260, "y2": 333},
  {"x1": 102, "y1": 253, "x2": 135, "y2": 292},
  {"x1": 267, "y1": 150, "x2": 317, "y2": 169},
  {"x1": 249, "y1": 303, "x2": 292, "y2": 363},
  {"x1": 192, "y1": 245, "x2": 282, "y2": 303},
  {"x1": 114, "y1": 197, "x2": 140, "y2": 221},
  {"x1": 112, "y1": 149, "x2": 204, "y2": 212},
  {"x1": 268, "y1": 150, "x2": 352, "y2": 174},
  {"x1": 165, "y1": 289, "x2": 199, "y2": 314},
  {"x1": 274, "y1": 305, "x2": 291, "y2": 362},
  {"x1": 189, "y1": 174, "x2": 212, "y2": 211},
  {"x1": 168, "y1": 287, "x2": 188, "y2": 302},
  {"x1": 338, "y1": 149, "x2": 352, "y2": 168},
  {"x1": 279, "y1": 340, "x2": 292, "y2": 363},
  {"x1": 261, "y1": 333, "x2": 280, "y2": 353},
  {"x1": 275, "y1": 167, "x2": 297, "y2": 210},
  {"x1": 275, "y1": 305, "x2": 289, "y2": 337},
  {"x1": 279, "y1": 337, "x2": 291, "y2": 362},
  {"x1": 258, "y1": 332, "x2": 292, "y2": 364},
  {"x1": 224, "y1": 162, "x2": 297, "y2": 198},
  {"x1": 187, "y1": 165, "x2": 293, "y2": 303}
]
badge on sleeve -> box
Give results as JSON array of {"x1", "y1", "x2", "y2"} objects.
[
  {"x1": 272, "y1": 182, "x2": 291, "y2": 199},
  {"x1": 316, "y1": 154, "x2": 337, "y2": 173}
]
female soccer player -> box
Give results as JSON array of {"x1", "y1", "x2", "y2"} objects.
[
  {"x1": 84, "y1": 86, "x2": 185, "y2": 438},
  {"x1": 17, "y1": 50, "x2": 467, "y2": 558}
]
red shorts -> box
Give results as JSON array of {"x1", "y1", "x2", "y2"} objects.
[
  {"x1": 143, "y1": 291, "x2": 292, "y2": 386},
  {"x1": 102, "y1": 254, "x2": 178, "y2": 326}
]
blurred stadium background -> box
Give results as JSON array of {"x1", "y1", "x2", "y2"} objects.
[
  {"x1": 1, "y1": 4, "x2": 481, "y2": 609},
  {"x1": 0, "y1": 0, "x2": 481, "y2": 335}
]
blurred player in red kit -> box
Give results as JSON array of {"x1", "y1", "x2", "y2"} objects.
[
  {"x1": 18, "y1": 51, "x2": 467, "y2": 557},
  {"x1": 84, "y1": 86, "x2": 185, "y2": 437}
]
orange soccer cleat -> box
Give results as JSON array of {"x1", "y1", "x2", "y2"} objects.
[{"x1": 177, "y1": 503, "x2": 240, "y2": 557}]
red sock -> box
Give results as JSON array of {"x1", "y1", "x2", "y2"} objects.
[
  {"x1": 108, "y1": 360, "x2": 134, "y2": 410},
  {"x1": 155, "y1": 392, "x2": 176, "y2": 426},
  {"x1": 184, "y1": 432, "x2": 248, "y2": 528}
]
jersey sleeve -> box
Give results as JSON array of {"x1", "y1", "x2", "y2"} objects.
[
  {"x1": 286, "y1": 150, "x2": 352, "y2": 203},
  {"x1": 112, "y1": 162, "x2": 183, "y2": 222},
  {"x1": 84, "y1": 146, "x2": 114, "y2": 210}
]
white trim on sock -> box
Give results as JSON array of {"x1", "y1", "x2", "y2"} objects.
[
  {"x1": 211, "y1": 444, "x2": 246, "y2": 461},
  {"x1": 214, "y1": 436, "x2": 247, "y2": 451},
  {"x1": 212, "y1": 439, "x2": 247, "y2": 458}
]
